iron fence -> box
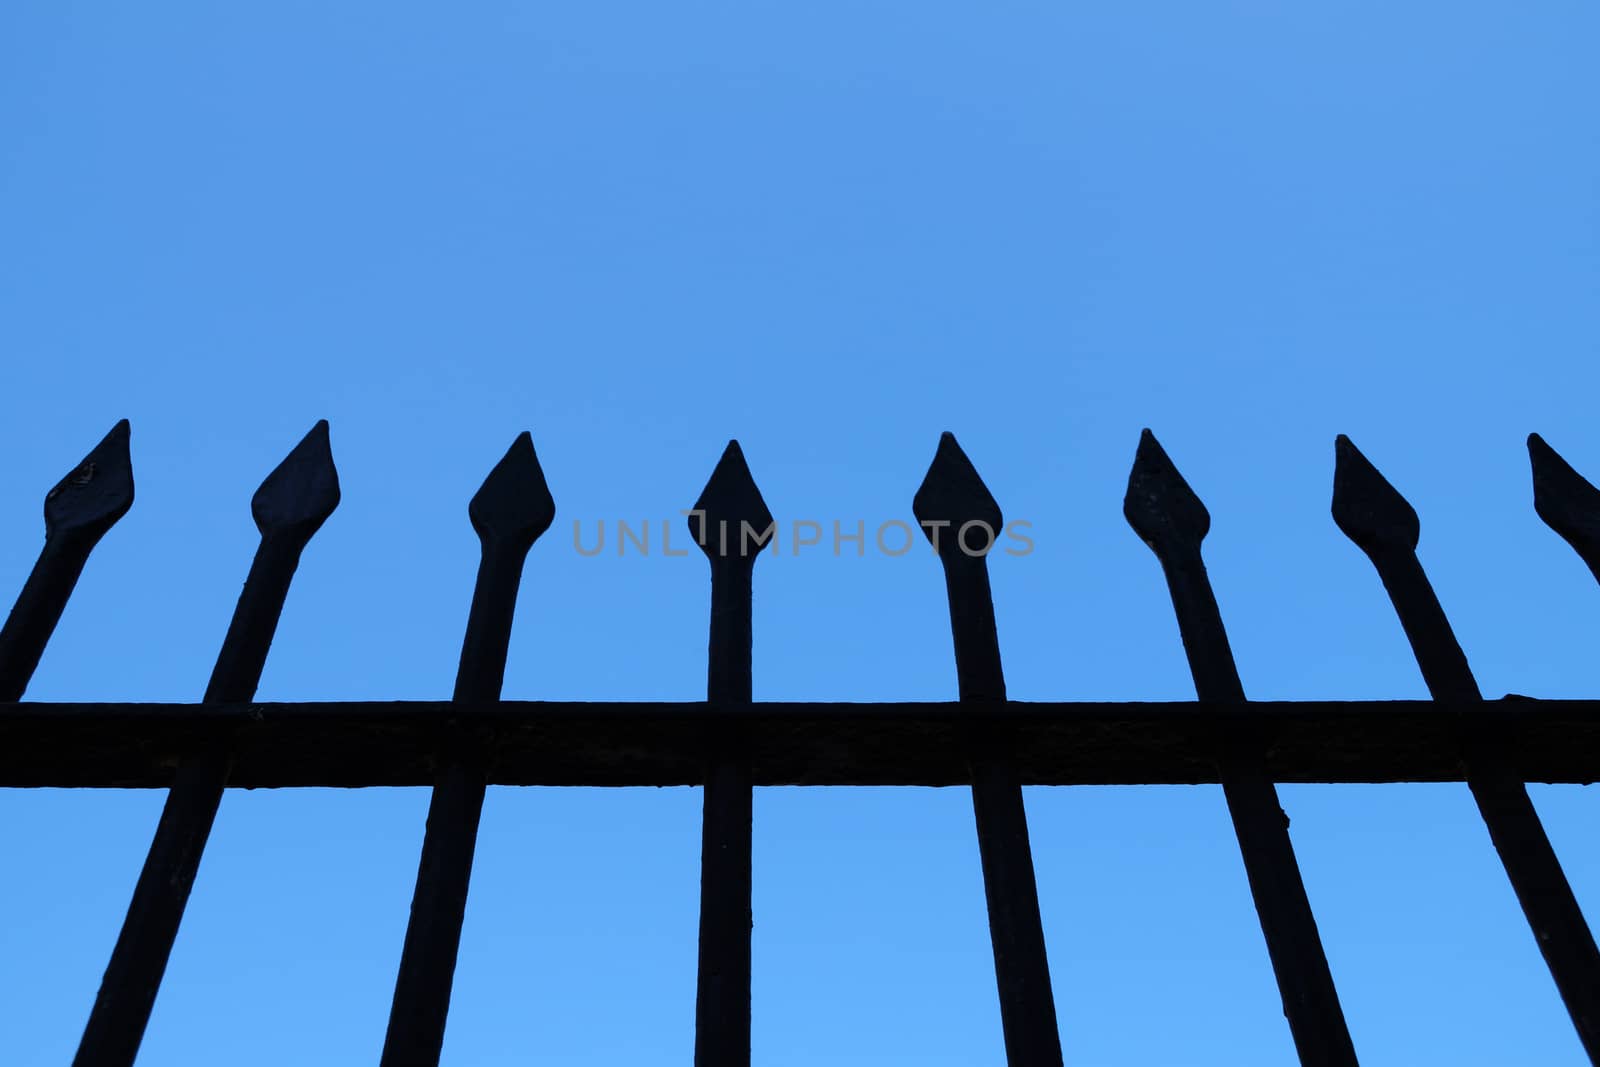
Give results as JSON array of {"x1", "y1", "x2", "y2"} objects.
[{"x1": 2, "y1": 421, "x2": 1598, "y2": 1067}]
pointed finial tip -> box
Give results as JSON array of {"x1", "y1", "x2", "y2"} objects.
[
  {"x1": 1123, "y1": 429, "x2": 1209, "y2": 556},
  {"x1": 690, "y1": 439, "x2": 773, "y2": 559},
  {"x1": 251, "y1": 421, "x2": 341, "y2": 540},
  {"x1": 502, "y1": 429, "x2": 536, "y2": 462},
  {"x1": 1529, "y1": 432, "x2": 1563, "y2": 472},
  {"x1": 1331, "y1": 434, "x2": 1419, "y2": 552},
  {"x1": 1528, "y1": 433, "x2": 1559, "y2": 480},
  {"x1": 1527, "y1": 433, "x2": 1600, "y2": 549},
  {"x1": 469, "y1": 431, "x2": 556, "y2": 548},
  {"x1": 912, "y1": 432, "x2": 1002, "y2": 553},
  {"x1": 43, "y1": 419, "x2": 136, "y2": 540}
]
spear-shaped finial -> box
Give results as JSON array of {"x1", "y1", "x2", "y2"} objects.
[
  {"x1": 250, "y1": 420, "x2": 340, "y2": 540},
  {"x1": 77, "y1": 421, "x2": 341, "y2": 1067},
  {"x1": 468, "y1": 431, "x2": 555, "y2": 552},
  {"x1": 1123, "y1": 427, "x2": 1210, "y2": 557},
  {"x1": 1332, "y1": 434, "x2": 1600, "y2": 1059},
  {"x1": 1529, "y1": 433, "x2": 1600, "y2": 584},
  {"x1": 45, "y1": 419, "x2": 135, "y2": 543},
  {"x1": 690, "y1": 440, "x2": 773, "y2": 562},
  {"x1": 0, "y1": 420, "x2": 135, "y2": 701},
  {"x1": 1332, "y1": 434, "x2": 1419, "y2": 554},
  {"x1": 913, "y1": 431, "x2": 1003, "y2": 559},
  {"x1": 1126, "y1": 429, "x2": 1356, "y2": 1065}
]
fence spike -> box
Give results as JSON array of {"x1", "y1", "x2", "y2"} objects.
[
  {"x1": 0, "y1": 420, "x2": 134, "y2": 701},
  {"x1": 45, "y1": 419, "x2": 137, "y2": 540},
  {"x1": 915, "y1": 432, "x2": 1063, "y2": 1067},
  {"x1": 1529, "y1": 433, "x2": 1600, "y2": 585},
  {"x1": 692, "y1": 440, "x2": 773, "y2": 558},
  {"x1": 692, "y1": 439, "x2": 770, "y2": 1067},
  {"x1": 913, "y1": 431, "x2": 1003, "y2": 551},
  {"x1": 249, "y1": 418, "x2": 340, "y2": 538},
  {"x1": 1330, "y1": 434, "x2": 1419, "y2": 552},
  {"x1": 1333, "y1": 434, "x2": 1600, "y2": 1060},
  {"x1": 1123, "y1": 427, "x2": 1211, "y2": 555},
  {"x1": 1128, "y1": 429, "x2": 1356, "y2": 1067},
  {"x1": 913, "y1": 432, "x2": 1009, "y2": 705},
  {"x1": 75, "y1": 421, "x2": 339, "y2": 1067},
  {"x1": 382, "y1": 431, "x2": 555, "y2": 1067},
  {"x1": 467, "y1": 431, "x2": 557, "y2": 552}
]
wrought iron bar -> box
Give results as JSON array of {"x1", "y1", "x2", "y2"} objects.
[
  {"x1": 381, "y1": 432, "x2": 555, "y2": 1066},
  {"x1": 73, "y1": 421, "x2": 339, "y2": 1067},
  {"x1": 0, "y1": 420, "x2": 133, "y2": 700},
  {"x1": 691, "y1": 441, "x2": 772, "y2": 1067},
  {"x1": 1126, "y1": 430, "x2": 1356, "y2": 1066},
  {"x1": 1529, "y1": 434, "x2": 1600, "y2": 587},
  {"x1": 914, "y1": 432, "x2": 1063, "y2": 1067},
  {"x1": 1333, "y1": 434, "x2": 1600, "y2": 1062},
  {"x1": 1, "y1": 697, "x2": 1593, "y2": 788}
]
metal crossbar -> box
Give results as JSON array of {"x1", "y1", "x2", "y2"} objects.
[{"x1": 2, "y1": 421, "x2": 1598, "y2": 1067}]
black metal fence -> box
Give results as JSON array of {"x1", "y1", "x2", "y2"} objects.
[{"x1": 3, "y1": 421, "x2": 1598, "y2": 1067}]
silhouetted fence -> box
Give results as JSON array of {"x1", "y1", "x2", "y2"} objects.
[{"x1": 3, "y1": 421, "x2": 1599, "y2": 1067}]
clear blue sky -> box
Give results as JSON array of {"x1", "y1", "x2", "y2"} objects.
[{"x1": 3, "y1": 3, "x2": 1599, "y2": 1064}]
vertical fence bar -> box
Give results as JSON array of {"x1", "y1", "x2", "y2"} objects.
[
  {"x1": 1333, "y1": 435, "x2": 1600, "y2": 1061},
  {"x1": 1529, "y1": 434, "x2": 1600, "y2": 587},
  {"x1": 0, "y1": 421, "x2": 134, "y2": 701},
  {"x1": 1126, "y1": 430, "x2": 1357, "y2": 1066},
  {"x1": 74, "y1": 422, "x2": 339, "y2": 1067},
  {"x1": 691, "y1": 441, "x2": 772, "y2": 1067},
  {"x1": 914, "y1": 433, "x2": 1063, "y2": 1067},
  {"x1": 381, "y1": 432, "x2": 555, "y2": 1067}
]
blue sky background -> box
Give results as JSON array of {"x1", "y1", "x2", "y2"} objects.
[{"x1": 3, "y1": 3, "x2": 1599, "y2": 1064}]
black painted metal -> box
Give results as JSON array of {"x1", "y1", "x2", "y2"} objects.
[
  {"x1": 1334, "y1": 434, "x2": 1600, "y2": 1062},
  {"x1": 1, "y1": 698, "x2": 1595, "y2": 787},
  {"x1": 915, "y1": 433, "x2": 1063, "y2": 1067},
  {"x1": 1530, "y1": 434, "x2": 1600, "y2": 586},
  {"x1": 1126, "y1": 430, "x2": 1357, "y2": 1067},
  {"x1": 73, "y1": 422, "x2": 339, "y2": 1067},
  {"x1": 690, "y1": 441, "x2": 772, "y2": 1067},
  {"x1": 0, "y1": 421, "x2": 133, "y2": 701},
  {"x1": 5, "y1": 426, "x2": 1600, "y2": 1062},
  {"x1": 381, "y1": 432, "x2": 555, "y2": 1067}
]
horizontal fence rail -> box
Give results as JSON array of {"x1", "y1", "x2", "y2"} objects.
[
  {"x1": 2, "y1": 699, "x2": 1598, "y2": 788},
  {"x1": 3, "y1": 421, "x2": 1599, "y2": 1067}
]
